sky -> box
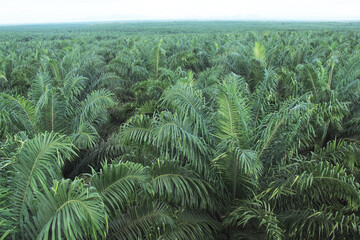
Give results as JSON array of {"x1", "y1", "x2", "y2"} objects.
[{"x1": 0, "y1": 0, "x2": 359, "y2": 25}]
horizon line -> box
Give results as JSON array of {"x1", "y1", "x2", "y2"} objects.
[{"x1": 1, "y1": 18, "x2": 360, "y2": 27}]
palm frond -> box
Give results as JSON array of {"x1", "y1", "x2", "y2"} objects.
[
  {"x1": 32, "y1": 179, "x2": 107, "y2": 240},
  {"x1": 225, "y1": 199, "x2": 284, "y2": 240},
  {"x1": 256, "y1": 98, "x2": 314, "y2": 162},
  {"x1": 253, "y1": 42, "x2": 266, "y2": 63},
  {"x1": 150, "y1": 160, "x2": 220, "y2": 211},
  {"x1": 0, "y1": 93, "x2": 37, "y2": 136},
  {"x1": 70, "y1": 122, "x2": 99, "y2": 149},
  {"x1": 154, "y1": 111, "x2": 211, "y2": 174},
  {"x1": 62, "y1": 75, "x2": 86, "y2": 100},
  {"x1": 212, "y1": 147, "x2": 261, "y2": 200},
  {"x1": 10, "y1": 132, "x2": 76, "y2": 234},
  {"x1": 76, "y1": 89, "x2": 115, "y2": 126},
  {"x1": 263, "y1": 160, "x2": 360, "y2": 209},
  {"x1": 120, "y1": 114, "x2": 154, "y2": 146},
  {"x1": 159, "y1": 210, "x2": 220, "y2": 240},
  {"x1": 161, "y1": 83, "x2": 210, "y2": 139},
  {"x1": 29, "y1": 72, "x2": 52, "y2": 103},
  {"x1": 0, "y1": 176, "x2": 14, "y2": 239},
  {"x1": 216, "y1": 75, "x2": 252, "y2": 145},
  {"x1": 283, "y1": 207, "x2": 360, "y2": 240},
  {"x1": 91, "y1": 162, "x2": 150, "y2": 213},
  {"x1": 108, "y1": 202, "x2": 174, "y2": 240}
]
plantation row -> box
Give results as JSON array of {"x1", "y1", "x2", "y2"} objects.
[{"x1": 1, "y1": 22, "x2": 360, "y2": 239}]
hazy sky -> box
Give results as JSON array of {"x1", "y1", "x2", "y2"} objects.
[{"x1": 1, "y1": 0, "x2": 359, "y2": 25}]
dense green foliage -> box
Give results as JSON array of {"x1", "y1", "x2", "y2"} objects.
[{"x1": 1, "y1": 21, "x2": 360, "y2": 239}]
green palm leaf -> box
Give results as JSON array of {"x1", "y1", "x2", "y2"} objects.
[
  {"x1": 253, "y1": 41, "x2": 266, "y2": 62},
  {"x1": 108, "y1": 202, "x2": 174, "y2": 240},
  {"x1": 32, "y1": 179, "x2": 107, "y2": 240},
  {"x1": 0, "y1": 93, "x2": 37, "y2": 136},
  {"x1": 120, "y1": 114, "x2": 154, "y2": 146},
  {"x1": 10, "y1": 132, "x2": 75, "y2": 236},
  {"x1": 154, "y1": 112, "x2": 211, "y2": 174},
  {"x1": 91, "y1": 162, "x2": 150, "y2": 213},
  {"x1": 161, "y1": 83, "x2": 210, "y2": 139},
  {"x1": 29, "y1": 72, "x2": 52, "y2": 104},
  {"x1": 70, "y1": 122, "x2": 99, "y2": 149},
  {"x1": 76, "y1": 89, "x2": 115, "y2": 126},
  {"x1": 225, "y1": 199, "x2": 284, "y2": 240},
  {"x1": 284, "y1": 207, "x2": 360, "y2": 239},
  {"x1": 263, "y1": 160, "x2": 360, "y2": 211},
  {"x1": 216, "y1": 76, "x2": 252, "y2": 144},
  {"x1": 159, "y1": 210, "x2": 220, "y2": 240},
  {"x1": 151, "y1": 160, "x2": 219, "y2": 211}
]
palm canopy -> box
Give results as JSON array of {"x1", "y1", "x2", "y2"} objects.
[{"x1": 1, "y1": 23, "x2": 360, "y2": 240}]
